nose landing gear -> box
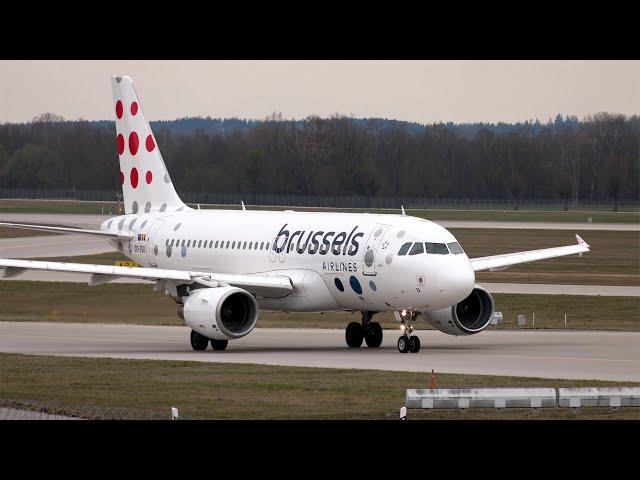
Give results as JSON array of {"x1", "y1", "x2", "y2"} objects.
[
  {"x1": 345, "y1": 311, "x2": 383, "y2": 348},
  {"x1": 397, "y1": 314, "x2": 421, "y2": 353}
]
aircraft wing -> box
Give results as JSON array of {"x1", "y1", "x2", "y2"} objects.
[
  {"x1": 470, "y1": 234, "x2": 590, "y2": 272},
  {"x1": 0, "y1": 258, "x2": 293, "y2": 297},
  {"x1": 0, "y1": 222, "x2": 132, "y2": 240}
]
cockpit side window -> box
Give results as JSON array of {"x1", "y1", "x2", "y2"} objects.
[
  {"x1": 409, "y1": 242, "x2": 424, "y2": 255},
  {"x1": 397, "y1": 242, "x2": 412, "y2": 256},
  {"x1": 425, "y1": 242, "x2": 450, "y2": 254},
  {"x1": 447, "y1": 242, "x2": 464, "y2": 254}
]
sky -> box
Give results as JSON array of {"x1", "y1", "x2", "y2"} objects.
[{"x1": 0, "y1": 60, "x2": 638, "y2": 124}]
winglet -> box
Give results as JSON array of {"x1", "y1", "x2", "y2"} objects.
[
  {"x1": 241, "y1": 201, "x2": 247, "y2": 211},
  {"x1": 575, "y1": 234, "x2": 590, "y2": 249},
  {"x1": 401, "y1": 205, "x2": 406, "y2": 216}
]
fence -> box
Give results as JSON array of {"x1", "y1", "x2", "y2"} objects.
[{"x1": 1, "y1": 188, "x2": 637, "y2": 211}]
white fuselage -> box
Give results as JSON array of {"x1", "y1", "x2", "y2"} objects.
[{"x1": 101, "y1": 209, "x2": 475, "y2": 313}]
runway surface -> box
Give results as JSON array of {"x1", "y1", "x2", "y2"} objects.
[
  {"x1": 1, "y1": 322, "x2": 638, "y2": 381},
  {"x1": 0, "y1": 234, "x2": 114, "y2": 258},
  {"x1": 1, "y1": 213, "x2": 637, "y2": 231}
]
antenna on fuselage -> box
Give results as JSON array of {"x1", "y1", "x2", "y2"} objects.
[
  {"x1": 241, "y1": 201, "x2": 246, "y2": 211},
  {"x1": 400, "y1": 205, "x2": 406, "y2": 216}
]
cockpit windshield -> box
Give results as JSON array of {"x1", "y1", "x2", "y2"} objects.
[
  {"x1": 397, "y1": 242, "x2": 412, "y2": 255},
  {"x1": 425, "y1": 242, "x2": 450, "y2": 255},
  {"x1": 409, "y1": 242, "x2": 424, "y2": 255},
  {"x1": 447, "y1": 242, "x2": 464, "y2": 254}
]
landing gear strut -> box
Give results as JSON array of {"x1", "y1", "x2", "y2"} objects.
[
  {"x1": 345, "y1": 311, "x2": 383, "y2": 348},
  {"x1": 397, "y1": 312, "x2": 421, "y2": 353}
]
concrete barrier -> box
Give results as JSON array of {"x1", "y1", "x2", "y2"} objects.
[
  {"x1": 406, "y1": 388, "x2": 557, "y2": 409},
  {"x1": 558, "y1": 388, "x2": 640, "y2": 408}
]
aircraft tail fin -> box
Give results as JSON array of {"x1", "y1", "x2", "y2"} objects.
[{"x1": 111, "y1": 76, "x2": 188, "y2": 214}]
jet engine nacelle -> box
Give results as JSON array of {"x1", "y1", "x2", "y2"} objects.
[
  {"x1": 179, "y1": 286, "x2": 259, "y2": 340},
  {"x1": 423, "y1": 286, "x2": 494, "y2": 336}
]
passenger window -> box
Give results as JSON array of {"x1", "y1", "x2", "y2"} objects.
[
  {"x1": 198, "y1": 240, "x2": 202, "y2": 248},
  {"x1": 232, "y1": 241, "x2": 235, "y2": 249},
  {"x1": 187, "y1": 240, "x2": 191, "y2": 247},
  {"x1": 266, "y1": 242, "x2": 270, "y2": 250},
  {"x1": 447, "y1": 242, "x2": 464, "y2": 254},
  {"x1": 215, "y1": 241, "x2": 219, "y2": 248},
  {"x1": 243, "y1": 241, "x2": 247, "y2": 249},
  {"x1": 397, "y1": 242, "x2": 412, "y2": 256},
  {"x1": 425, "y1": 242, "x2": 450, "y2": 254},
  {"x1": 409, "y1": 242, "x2": 424, "y2": 255},
  {"x1": 226, "y1": 241, "x2": 230, "y2": 249},
  {"x1": 260, "y1": 242, "x2": 264, "y2": 250}
]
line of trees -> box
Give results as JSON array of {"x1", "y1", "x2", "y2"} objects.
[{"x1": 0, "y1": 112, "x2": 637, "y2": 207}]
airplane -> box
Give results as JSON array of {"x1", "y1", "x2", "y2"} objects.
[{"x1": 0, "y1": 76, "x2": 591, "y2": 353}]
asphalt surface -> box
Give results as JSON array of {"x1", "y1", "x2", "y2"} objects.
[
  {"x1": 1, "y1": 322, "x2": 638, "y2": 382},
  {"x1": 0, "y1": 234, "x2": 114, "y2": 258},
  {"x1": 1, "y1": 212, "x2": 638, "y2": 231}
]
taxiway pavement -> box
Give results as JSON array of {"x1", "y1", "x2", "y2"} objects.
[{"x1": 0, "y1": 322, "x2": 638, "y2": 382}]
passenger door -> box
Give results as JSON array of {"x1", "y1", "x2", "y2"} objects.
[{"x1": 362, "y1": 224, "x2": 392, "y2": 276}]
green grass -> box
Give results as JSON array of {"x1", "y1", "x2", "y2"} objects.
[
  {"x1": 0, "y1": 353, "x2": 637, "y2": 420},
  {"x1": 0, "y1": 281, "x2": 637, "y2": 330}
]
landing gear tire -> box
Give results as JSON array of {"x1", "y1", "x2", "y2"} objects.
[
  {"x1": 210, "y1": 339, "x2": 229, "y2": 351},
  {"x1": 409, "y1": 336, "x2": 421, "y2": 353},
  {"x1": 190, "y1": 330, "x2": 209, "y2": 351},
  {"x1": 346, "y1": 322, "x2": 364, "y2": 348},
  {"x1": 365, "y1": 322, "x2": 383, "y2": 348},
  {"x1": 397, "y1": 335, "x2": 411, "y2": 353}
]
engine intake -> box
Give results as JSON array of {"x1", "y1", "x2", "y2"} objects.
[
  {"x1": 424, "y1": 286, "x2": 494, "y2": 336},
  {"x1": 180, "y1": 286, "x2": 259, "y2": 340}
]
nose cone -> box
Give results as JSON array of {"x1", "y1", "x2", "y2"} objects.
[{"x1": 438, "y1": 255, "x2": 475, "y2": 305}]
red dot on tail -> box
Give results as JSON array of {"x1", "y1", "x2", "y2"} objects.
[
  {"x1": 117, "y1": 134, "x2": 125, "y2": 155},
  {"x1": 131, "y1": 101, "x2": 138, "y2": 116},
  {"x1": 129, "y1": 132, "x2": 139, "y2": 155},
  {"x1": 115, "y1": 101, "x2": 123, "y2": 119},
  {"x1": 146, "y1": 170, "x2": 153, "y2": 184},
  {"x1": 120, "y1": 171, "x2": 125, "y2": 185},
  {"x1": 145, "y1": 135, "x2": 155, "y2": 152},
  {"x1": 130, "y1": 168, "x2": 139, "y2": 189}
]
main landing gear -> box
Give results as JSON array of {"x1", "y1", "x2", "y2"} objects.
[
  {"x1": 345, "y1": 311, "x2": 383, "y2": 348},
  {"x1": 397, "y1": 311, "x2": 420, "y2": 353},
  {"x1": 190, "y1": 330, "x2": 228, "y2": 351}
]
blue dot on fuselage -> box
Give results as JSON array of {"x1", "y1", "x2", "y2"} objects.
[
  {"x1": 334, "y1": 278, "x2": 344, "y2": 292},
  {"x1": 349, "y1": 276, "x2": 362, "y2": 295}
]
